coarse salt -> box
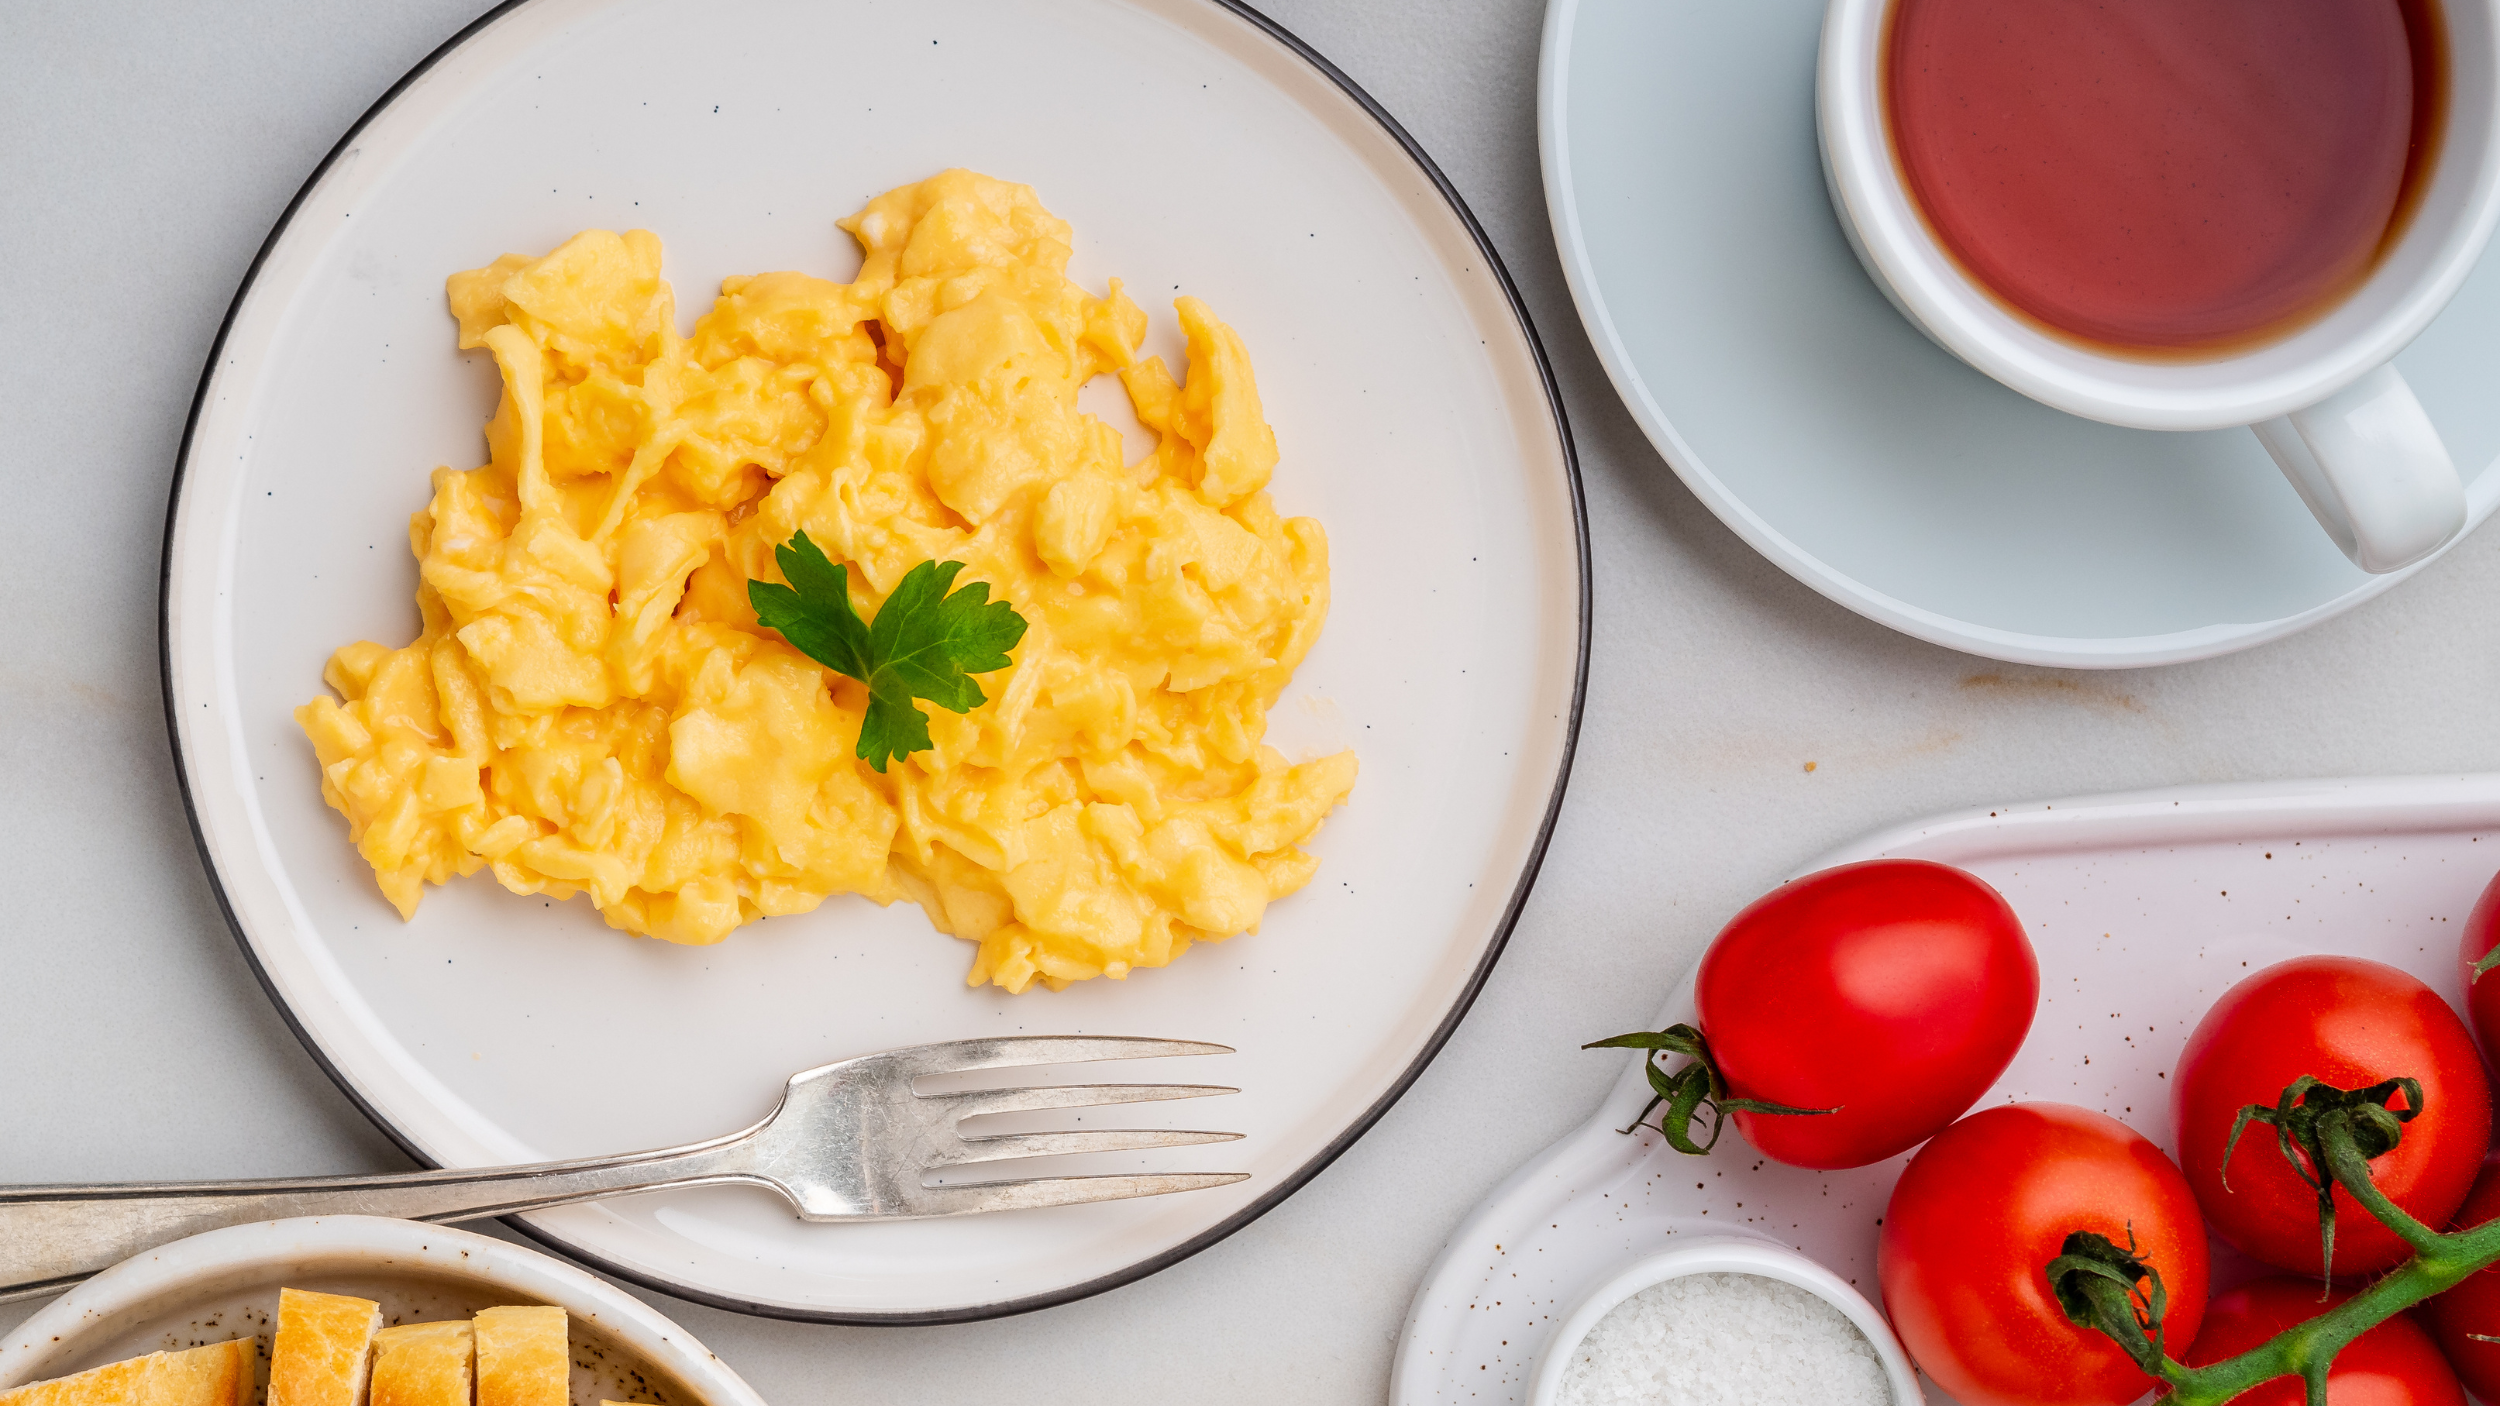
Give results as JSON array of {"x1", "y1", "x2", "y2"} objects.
[{"x1": 1554, "y1": 1271, "x2": 1891, "y2": 1406}]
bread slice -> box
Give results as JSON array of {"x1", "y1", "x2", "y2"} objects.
[
  {"x1": 369, "y1": 1321, "x2": 473, "y2": 1406},
  {"x1": 473, "y1": 1306, "x2": 567, "y2": 1406},
  {"x1": 268, "y1": 1288, "x2": 382, "y2": 1406},
  {"x1": 0, "y1": 1337, "x2": 253, "y2": 1406},
  {"x1": 144, "y1": 1340, "x2": 253, "y2": 1406}
]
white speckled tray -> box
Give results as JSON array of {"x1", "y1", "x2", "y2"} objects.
[{"x1": 1392, "y1": 774, "x2": 2500, "y2": 1404}]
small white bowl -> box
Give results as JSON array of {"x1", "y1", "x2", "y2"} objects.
[
  {"x1": 1529, "y1": 1234, "x2": 1924, "y2": 1406},
  {"x1": 0, "y1": 1217, "x2": 767, "y2": 1406}
]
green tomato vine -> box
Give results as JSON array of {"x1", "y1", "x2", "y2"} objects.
[
  {"x1": 2048, "y1": 1076, "x2": 2497, "y2": 1406},
  {"x1": 1582, "y1": 1025, "x2": 1835, "y2": 1154}
]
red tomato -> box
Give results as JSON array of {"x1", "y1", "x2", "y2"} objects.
[
  {"x1": 2173, "y1": 956, "x2": 2490, "y2": 1277},
  {"x1": 2455, "y1": 871, "x2": 2500, "y2": 1064},
  {"x1": 2183, "y1": 1276, "x2": 2464, "y2": 1405},
  {"x1": 1880, "y1": 1102, "x2": 2208, "y2": 1406},
  {"x1": 1696, "y1": 858, "x2": 2037, "y2": 1169},
  {"x1": 2423, "y1": 1155, "x2": 2500, "y2": 1399}
]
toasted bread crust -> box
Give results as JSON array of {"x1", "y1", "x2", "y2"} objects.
[
  {"x1": 473, "y1": 1306, "x2": 566, "y2": 1406},
  {"x1": 162, "y1": 1339, "x2": 254, "y2": 1406},
  {"x1": 0, "y1": 1338, "x2": 254, "y2": 1406},
  {"x1": 269, "y1": 1288, "x2": 382, "y2": 1406},
  {"x1": 370, "y1": 1320, "x2": 473, "y2": 1406}
]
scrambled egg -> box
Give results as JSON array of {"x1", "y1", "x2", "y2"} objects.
[{"x1": 295, "y1": 169, "x2": 1357, "y2": 993}]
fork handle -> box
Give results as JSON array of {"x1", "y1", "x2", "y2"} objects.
[{"x1": 0, "y1": 1136, "x2": 759, "y2": 1303}]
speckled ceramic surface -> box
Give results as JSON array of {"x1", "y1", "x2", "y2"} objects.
[
  {"x1": 160, "y1": 0, "x2": 1584, "y2": 1323},
  {"x1": 1393, "y1": 774, "x2": 2500, "y2": 1404},
  {"x1": 0, "y1": 1218, "x2": 762, "y2": 1406},
  {"x1": 1527, "y1": 1236, "x2": 1923, "y2": 1406}
]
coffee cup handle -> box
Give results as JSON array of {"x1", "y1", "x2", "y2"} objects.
[{"x1": 2252, "y1": 364, "x2": 2466, "y2": 574}]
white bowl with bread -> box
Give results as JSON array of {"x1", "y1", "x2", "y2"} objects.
[{"x1": 0, "y1": 1218, "x2": 764, "y2": 1406}]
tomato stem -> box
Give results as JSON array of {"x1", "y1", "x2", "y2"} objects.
[
  {"x1": 2050, "y1": 1079, "x2": 2500, "y2": 1405},
  {"x1": 2220, "y1": 1074, "x2": 2421, "y2": 1291},
  {"x1": 2470, "y1": 937, "x2": 2500, "y2": 980},
  {"x1": 2317, "y1": 1131, "x2": 2446, "y2": 1259},
  {"x1": 1583, "y1": 1025, "x2": 1836, "y2": 1155}
]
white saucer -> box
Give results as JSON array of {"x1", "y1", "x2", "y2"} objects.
[{"x1": 1540, "y1": 0, "x2": 2500, "y2": 668}]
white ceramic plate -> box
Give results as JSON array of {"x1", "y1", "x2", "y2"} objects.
[
  {"x1": 1540, "y1": 0, "x2": 2500, "y2": 668},
  {"x1": 162, "y1": 0, "x2": 1586, "y2": 1321},
  {"x1": 0, "y1": 1217, "x2": 764, "y2": 1406},
  {"x1": 1394, "y1": 773, "x2": 2500, "y2": 1403}
]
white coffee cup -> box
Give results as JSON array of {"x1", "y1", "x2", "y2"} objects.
[{"x1": 1818, "y1": 0, "x2": 2500, "y2": 573}]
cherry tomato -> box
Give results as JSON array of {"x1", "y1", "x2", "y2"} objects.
[
  {"x1": 2173, "y1": 956, "x2": 2490, "y2": 1277},
  {"x1": 2423, "y1": 1155, "x2": 2500, "y2": 1399},
  {"x1": 1696, "y1": 858, "x2": 2037, "y2": 1169},
  {"x1": 2454, "y1": 871, "x2": 2500, "y2": 1064},
  {"x1": 1880, "y1": 1102, "x2": 2208, "y2": 1406},
  {"x1": 2183, "y1": 1276, "x2": 2464, "y2": 1405}
]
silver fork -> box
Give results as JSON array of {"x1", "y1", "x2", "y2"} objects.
[{"x1": 0, "y1": 1036, "x2": 1243, "y2": 1302}]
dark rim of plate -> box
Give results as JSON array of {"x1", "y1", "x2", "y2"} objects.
[{"x1": 158, "y1": 0, "x2": 1591, "y2": 1327}]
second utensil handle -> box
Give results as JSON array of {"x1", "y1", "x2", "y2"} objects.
[{"x1": 0, "y1": 1139, "x2": 755, "y2": 1302}]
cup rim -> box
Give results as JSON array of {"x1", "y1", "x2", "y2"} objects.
[
  {"x1": 1526, "y1": 1233, "x2": 1925, "y2": 1406},
  {"x1": 1819, "y1": 0, "x2": 2500, "y2": 431}
]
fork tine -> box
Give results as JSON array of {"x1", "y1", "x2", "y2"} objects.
[
  {"x1": 912, "y1": 1172, "x2": 1251, "y2": 1216},
  {"x1": 935, "y1": 1083, "x2": 1237, "y2": 1120},
  {"x1": 891, "y1": 1036, "x2": 1234, "y2": 1076},
  {"x1": 930, "y1": 1128, "x2": 1244, "y2": 1167}
]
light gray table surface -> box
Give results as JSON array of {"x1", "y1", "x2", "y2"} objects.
[{"x1": 6, "y1": 1, "x2": 2499, "y2": 1402}]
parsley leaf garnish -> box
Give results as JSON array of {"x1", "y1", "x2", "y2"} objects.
[{"x1": 747, "y1": 532, "x2": 1028, "y2": 772}]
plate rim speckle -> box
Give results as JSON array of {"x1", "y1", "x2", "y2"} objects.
[{"x1": 159, "y1": 0, "x2": 1590, "y2": 1323}]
